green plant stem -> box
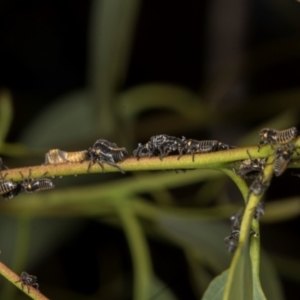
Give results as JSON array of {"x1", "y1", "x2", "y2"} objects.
[
  {"x1": 0, "y1": 261, "x2": 49, "y2": 300},
  {"x1": 0, "y1": 146, "x2": 277, "y2": 181}
]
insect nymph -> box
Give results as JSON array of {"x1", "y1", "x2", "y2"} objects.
[
  {"x1": 87, "y1": 139, "x2": 128, "y2": 173},
  {"x1": 15, "y1": 271, "x2": 39, "y2": 293},
  {"x1": 258, "y1": 127, "x2": 298, "y2": 149}
]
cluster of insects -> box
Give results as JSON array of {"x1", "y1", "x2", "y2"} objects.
[
  {"x1": 133, "y1": 134, "x2": 235, "y2": 161},
  {"x1": 15, "y1": 271, "x2": 39, "y2": 293},
  {"x1": 225, "y1": 126, "x2": 299, "y2": 253}
]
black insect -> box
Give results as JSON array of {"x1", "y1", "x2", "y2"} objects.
[
  {"x1": 236, "y1": 150, "x2": 266, "y2": 179},
  {"x1": 224, "y1": 230, "x2": 240, "y2": 253},
  {"x1": 273, "y1": 145, "x2": 296, "y2": 177},
  {"x1": 44, "y1": 149, "x2": 88, "y2": 164},
  {"x1": 249, "y1": 175, "x2": 269, "y2": 196},
  {"x1": 2, "y1": 170, "x2": 54, "y2": 200},
  {"x1": 20, "y1": 171, "x2": 55, "y2": 193},
  {"x1": 254, "y1": 202, "x2": 265, "y2": 220},
  {"x1": 87, "y1": 139, "x2": 128, "y2": 173},
  {"x1": 258, "y1": 127, "x2": 298, "y2": 149},
  {"x1": 178, "y1": 139, "x2": 235, "y2": 161},
  {"x1": 133, "y1": 134, "x2": 185, "y2": 160},
  {"x1": 224, "y1": 209, "x2": 258, "y2": 253},
  {"x1": 15, "y1": 271, "x2": 39, "y2": 293}
]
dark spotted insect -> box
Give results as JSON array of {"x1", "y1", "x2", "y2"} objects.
[
  {"x1": 236, "y1": 150, "x2": 266, "y2": 179},
  {"x1": 19, "y1": 171, "x2": 55, "y2": 193},
  {"x1": 133, "y1": 134, "x2": 185, "y2": 160},
  {"x1": 178, "y1": 139, "x2": 235, "y2": 161},
  {"x1": 249, "y1": 174, "x2": 269, "y2": 196},
  {"x1": 0, "y1": 171, "x2": 19, "y2": 200},
  {"x1": 15, "y1": 271, "x2": 39, "y2": 293},
  {"x1": 87, "y1": 139, "x2": 128, "y2": 173},
  {"x1": 44, "y1": 149, "x2": 88, "y2": 164},
  {"x1": 224, "y1": 209, "x2": 258, "y2": 253},
  {"x1": 273, "y1": 145, "x2": 297, "y2": 177},
  {"x1": 258, "y1": 127, "x2": 298, "y2": 149},
  {"x1": 254, "y1": 202, "x2": 265, "y2": 220}
]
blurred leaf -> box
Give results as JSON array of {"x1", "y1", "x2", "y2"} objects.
[
  {"x1": 117, "y1": 83, "x2": 206, "y2": 123},
  {"x1": 148, "y1": 277, "x2": 178, "y2": 300},
  {"x1": 260, "y1": 252, "x2": 285, "y2": 300},
  {"x1": 18, "y1": 90, "x2": 94, "y2": 148},
  {"x1": 202, "y1": 269, "x2": 228, "y2": 300},
  {"x1": 0, "y1": 89, "x2": 13, "y2": 148},
  {"x1": 158, "y1": 215, "x2": 231, "y2": 273},
  {"x1": 114, "y1": 201, "x2": 152, "y2": 300},
  {"x1": 261, "y1": 197, "x2": 300, "y2": 223},
  {"x1": 223, "y1": 244, "x2": 254, "y2": 300},
  {"x1": 88, "y1": 0, "x2": 141, "y2": 136}
]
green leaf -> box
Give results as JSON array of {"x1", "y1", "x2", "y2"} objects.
[{"x1": 202, "y1": 269, "x2": 228, "y2": 300}]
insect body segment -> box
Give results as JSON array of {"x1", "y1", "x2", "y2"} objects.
[
  {"x1": 258, "y1": 127, "x2": 298, "y2": 149},
  {"x1": 87, "y1": 139, "x2": 128, "y2": 173},
  {"x1": 273, "y1": 145, "x2": 296, "y2": 177},
  {"x1": 15, "y1": 271, "x2": 39, "y2": 293},
  {"x1": 178, "y1": 139, "x2": 234, "y2": 161},
  {"x1": 45, "y1": 149, "x2": 88, "y2": 164}
]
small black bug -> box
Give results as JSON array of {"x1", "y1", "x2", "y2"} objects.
[
  {"x1": 133, "y1": 134, "x2": 185, "y2": 160},
  {"x1": 225, "y1": 209, "x2": 258, "y2": 253},
  {"x1": 44, "y1": 149, "x2": 88, "y2": 164},
  {"x1": 236, "y1": 150, "x2": 266, "y2": 179},
  {"x1": 178, "y1": 139, "x2": 234, "y2": 161},
  {"x1": 254, "y1": 202, "x2": 265, "y2": 220},
  {"x1": 0, "y1": 172, "x2": 19, "y2": 200},
  {"x1": 224, "y1": 230, "x2": 240, "y2": 253},
  {"x1": 258, "y1": 127, "x2": 298, "y2": 149},
  {"x1": 249, "y1": 175, "x2": 269, "y2": 196},
  {"x1": 87, "y1": 139, "x2": 128, "y2": 173},
  {"x1": 18, "y1": 170, "x2": 55, "y2": 193},
  {"x1": 15, "y1": 271, "x2": 39, "y2": 293},
  {"x1": 273, "y1": 145, "x2": 296, "y2": 177}
]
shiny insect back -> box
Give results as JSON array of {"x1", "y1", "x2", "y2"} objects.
[
  {"x1": 0, "y1": 180, "x2": 19, "y2": 199},
  {"x1": 133, "y1": 134, "x2": 185, "y2": 160},
  {"x1": 258, "y1": 126, "x2": 298, "y2": 149},
  {"x1": 19, "y1": 170, "x2": 55, "y2": 193},
  {"x1": 87, "y1": 139, "x2": 128, "y2": 173},
  {"x1": 15, "y1": 271, "x2": 39, "y2": 293},
  {"x1": 273, "y1": 145, "x2": 296, "y2": 177},
  {"x1": 45, "y1": 149, "x2": 88, "y2": 164}
]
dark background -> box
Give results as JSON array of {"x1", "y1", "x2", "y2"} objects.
[{"x1": 1, "y1": 1, "x2": 300, "y2": 299}]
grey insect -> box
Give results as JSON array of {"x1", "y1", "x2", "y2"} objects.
[
  {"x1": 249, "y1": 175, "x2": 269, "y2": 196},
  {"x1": 236, "y1": 150, "x2": 266, "y2": 179},
  {"x1": 225, "y1": 208, "x2": 259, "y2": 253},
  {"x1": 15, "y1": 271, "x2": 39, "y2": 293},
  {"x1": 258, "y1": 127, "x2": 298, "y2": 149},
  {"x1": 44, "y1": 149, "x2": 88, "y2": 164},
  {"x1": 87, "y1": 139, "x2": 128, "y2": 173},
  {"x1": 19, "y1": 170, "x2": 55, "y2": 193},
  {"x1": 0, "y1": 180, "x2": 19, "y2": 199},
  {"x1": 273, "y1": 145, "x2": 296, "y2": 177},
  {"x1": 178, "y1": 139, "x2": 235, "y2": 161},
  {"x1": 133, "y1": 134, "x2": 185, "y2": 160}
]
